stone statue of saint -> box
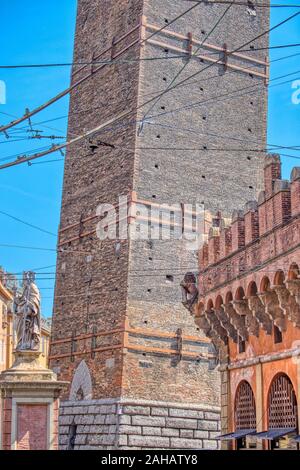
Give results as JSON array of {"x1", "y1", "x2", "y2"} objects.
[{"x1": 13, "y1": 272, "x2": 41, "y2": 351}]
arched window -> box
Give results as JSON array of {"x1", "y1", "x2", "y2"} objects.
[
  {"x1": 235, "y1": 381, "x2": 256, "y2": 430},
  {"x1": 69, "y1": 360, "x2": 93, "y2": 401},
  {"x1": 268, "y1": 374, "x2": 298, "y2": 429}
]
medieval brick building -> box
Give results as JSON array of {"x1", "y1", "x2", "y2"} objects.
[
  {"x1": 187, "y1": 155, "x2": 300, "y2": 450},
  {"x1": 50, "y1": 1, "x2": 270, "y2": 449}
]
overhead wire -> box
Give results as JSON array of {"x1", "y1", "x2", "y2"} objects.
[
  {"x1": 1, "y1": 42, "x2": 299, "y2": 143},
  {"x1": 183, "y1": 1, "x2": 300, "y2": 8},
  {"x1": 141, "y1": 1, "x2": 234, "y2": 120},
  {"x1": 2, "y1": 68, "x2": 300, "y2": 167},
  {"x1": 1, "y1": 7, "x2": 300, "y2": 142},
  {"x1": 0, "y1": 41, "x2": 300, "y2": 72},
  {"x1": 0, "y1": 2, "x2": 201, "y2": 135},
  {"x1": 137, "y1": 9, "x2": 300, "y2": 115},
  {"x1": 1, "y1": 42, "x2": 300, "y2": 145},
  {"x1": 0, "y1": 210, "x2": 57, "y2": 237}
]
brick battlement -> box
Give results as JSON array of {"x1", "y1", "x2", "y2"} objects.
[{"x1": 199, "y1": 155, "x2": 300, "y2": 297}]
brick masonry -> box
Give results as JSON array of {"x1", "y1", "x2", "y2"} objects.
[
  {"x1": 50, "y1": 0, "x2": 269, "y2": 450},
  {"x1": 59, "y1": 398, "x2": 220, "y2": 450},
  {"x1": 1, "y1": 398, "x2": 12, "y2": 450},
  {"x1": 16, "y1": 405, "x2": 48, "y2": 450},
  {"x1": 198, "y1": 156, "x2": 300, "y2": 299}
]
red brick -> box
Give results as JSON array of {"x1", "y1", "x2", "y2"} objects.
[
  {"x1": 264, "y1": 154, "x2": 281, "y2": 198},
  {"x1": 17, "y1": 405, "x2": 48, "y2": 450}
]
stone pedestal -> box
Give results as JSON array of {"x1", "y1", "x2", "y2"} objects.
[{"x1": 0, "y1": 351, "x2": 67, "y2": 450}]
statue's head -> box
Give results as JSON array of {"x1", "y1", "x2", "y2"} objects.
[{"x1": 23, "y1": 271, "x2": 36, "y2": 285}]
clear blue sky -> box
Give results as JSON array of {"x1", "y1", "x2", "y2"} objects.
[{"x1": 0, "y1": 1, "x2": 299, "y2": 317}]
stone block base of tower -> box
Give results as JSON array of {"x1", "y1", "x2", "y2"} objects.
[
  {"x1": 0, "y1": 351, "x2": 68, "y2": 450},
  {"x1": 59, "y1": 398, "x2": 220, "y2": 450}
]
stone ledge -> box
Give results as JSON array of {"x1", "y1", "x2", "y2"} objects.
[
  {"x1": 165, "y1": 417, "x2": 198, "y2": 430},
  {"x1": 128, "y1": 435, "x2": 170, "y2": 448},
  {"x1": 121, "y1": 399, "x2": 220, "y2": 413},
  {"x1": 122, "y1": 405, "x2": 150, "y2": 415},
  {"x1": 169, "y1": 408, "x2": 204, "y2": 419},
  {"x1": 61, "y1": 397, "x2": 220, "y2": 413},
  {"x1": 61, "y1": 398, "x2": 118, "y2": 407},
  {"x1": 132, "y1": 416, "x2": 165, "y2": 427},
  {"x1": 170, "y1": 438, "x2": 203, "y2": 449}
]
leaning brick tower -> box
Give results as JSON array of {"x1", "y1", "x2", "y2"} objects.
[{"x1": 50, "y1": 0, "x2": 270, "y2": 449}]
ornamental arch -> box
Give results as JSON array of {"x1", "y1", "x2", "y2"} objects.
[
  {"x1": 197, "y1": 301, "x2": 205, "y2": 316},
  {"x1": 273, "y1": 270, "x2": 285, "y2": 286},
  {"x1": 215, "y1": 295, "x2": 223, "y2": 309},
  {"x1": 235, "y1": 286, "x2": 246, "y2": 301},
  {"x1": 225, "y1": 291, "x2": 233, "y2": 304},
  {"x1": 260, "y1": 276, "x2": 271, "y2": 293},
  {"x1": 288, "y1": 263, "x2": 300, "y2": 280},
  {"x1": 246, "y1": 281, "x2": 257, "y2": 298}
]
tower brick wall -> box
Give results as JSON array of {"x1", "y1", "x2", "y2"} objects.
[{"x1": 50, "y1": 0, "x2": 270, "y2": 449}]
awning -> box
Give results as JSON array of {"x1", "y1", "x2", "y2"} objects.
[
  {"x1": 255, "y1": 428, "x2": 296, "y2": 440},
  {"x1": 216, "y1": 429, "x2": 256, "y2": 441},
  {"x1": 293, "y1": 435, "x2": 300, "y2": 443}
]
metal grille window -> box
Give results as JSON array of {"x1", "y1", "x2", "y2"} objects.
[
  {"x1": 268, "y1": 374, "x2": 298, "y2": 429},
  {"x1": 235, "y1": 381, "x2": 256, "y2": 430}
]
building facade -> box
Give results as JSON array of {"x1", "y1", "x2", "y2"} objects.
[
  {"x1": 187, "y1": 155, "x2": 300, "y2": 450},
  {"x1": 0, "y1": 279, "x2": 13, "y2": 373},
  {"x1": 50, "y1": 1, "x2": 270, "y2": 449},
  {"x1": 0, "y1": 273, "x2": 51, "y2": 373}
]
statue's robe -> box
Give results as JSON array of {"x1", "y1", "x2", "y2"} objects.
[{"x1": 15, "y1": 282, "x2": 41, "y2": 350}]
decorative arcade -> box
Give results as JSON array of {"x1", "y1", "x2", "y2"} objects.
[{"x1": 183, "y1": 155, "x2": 300, "y2": 450}]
